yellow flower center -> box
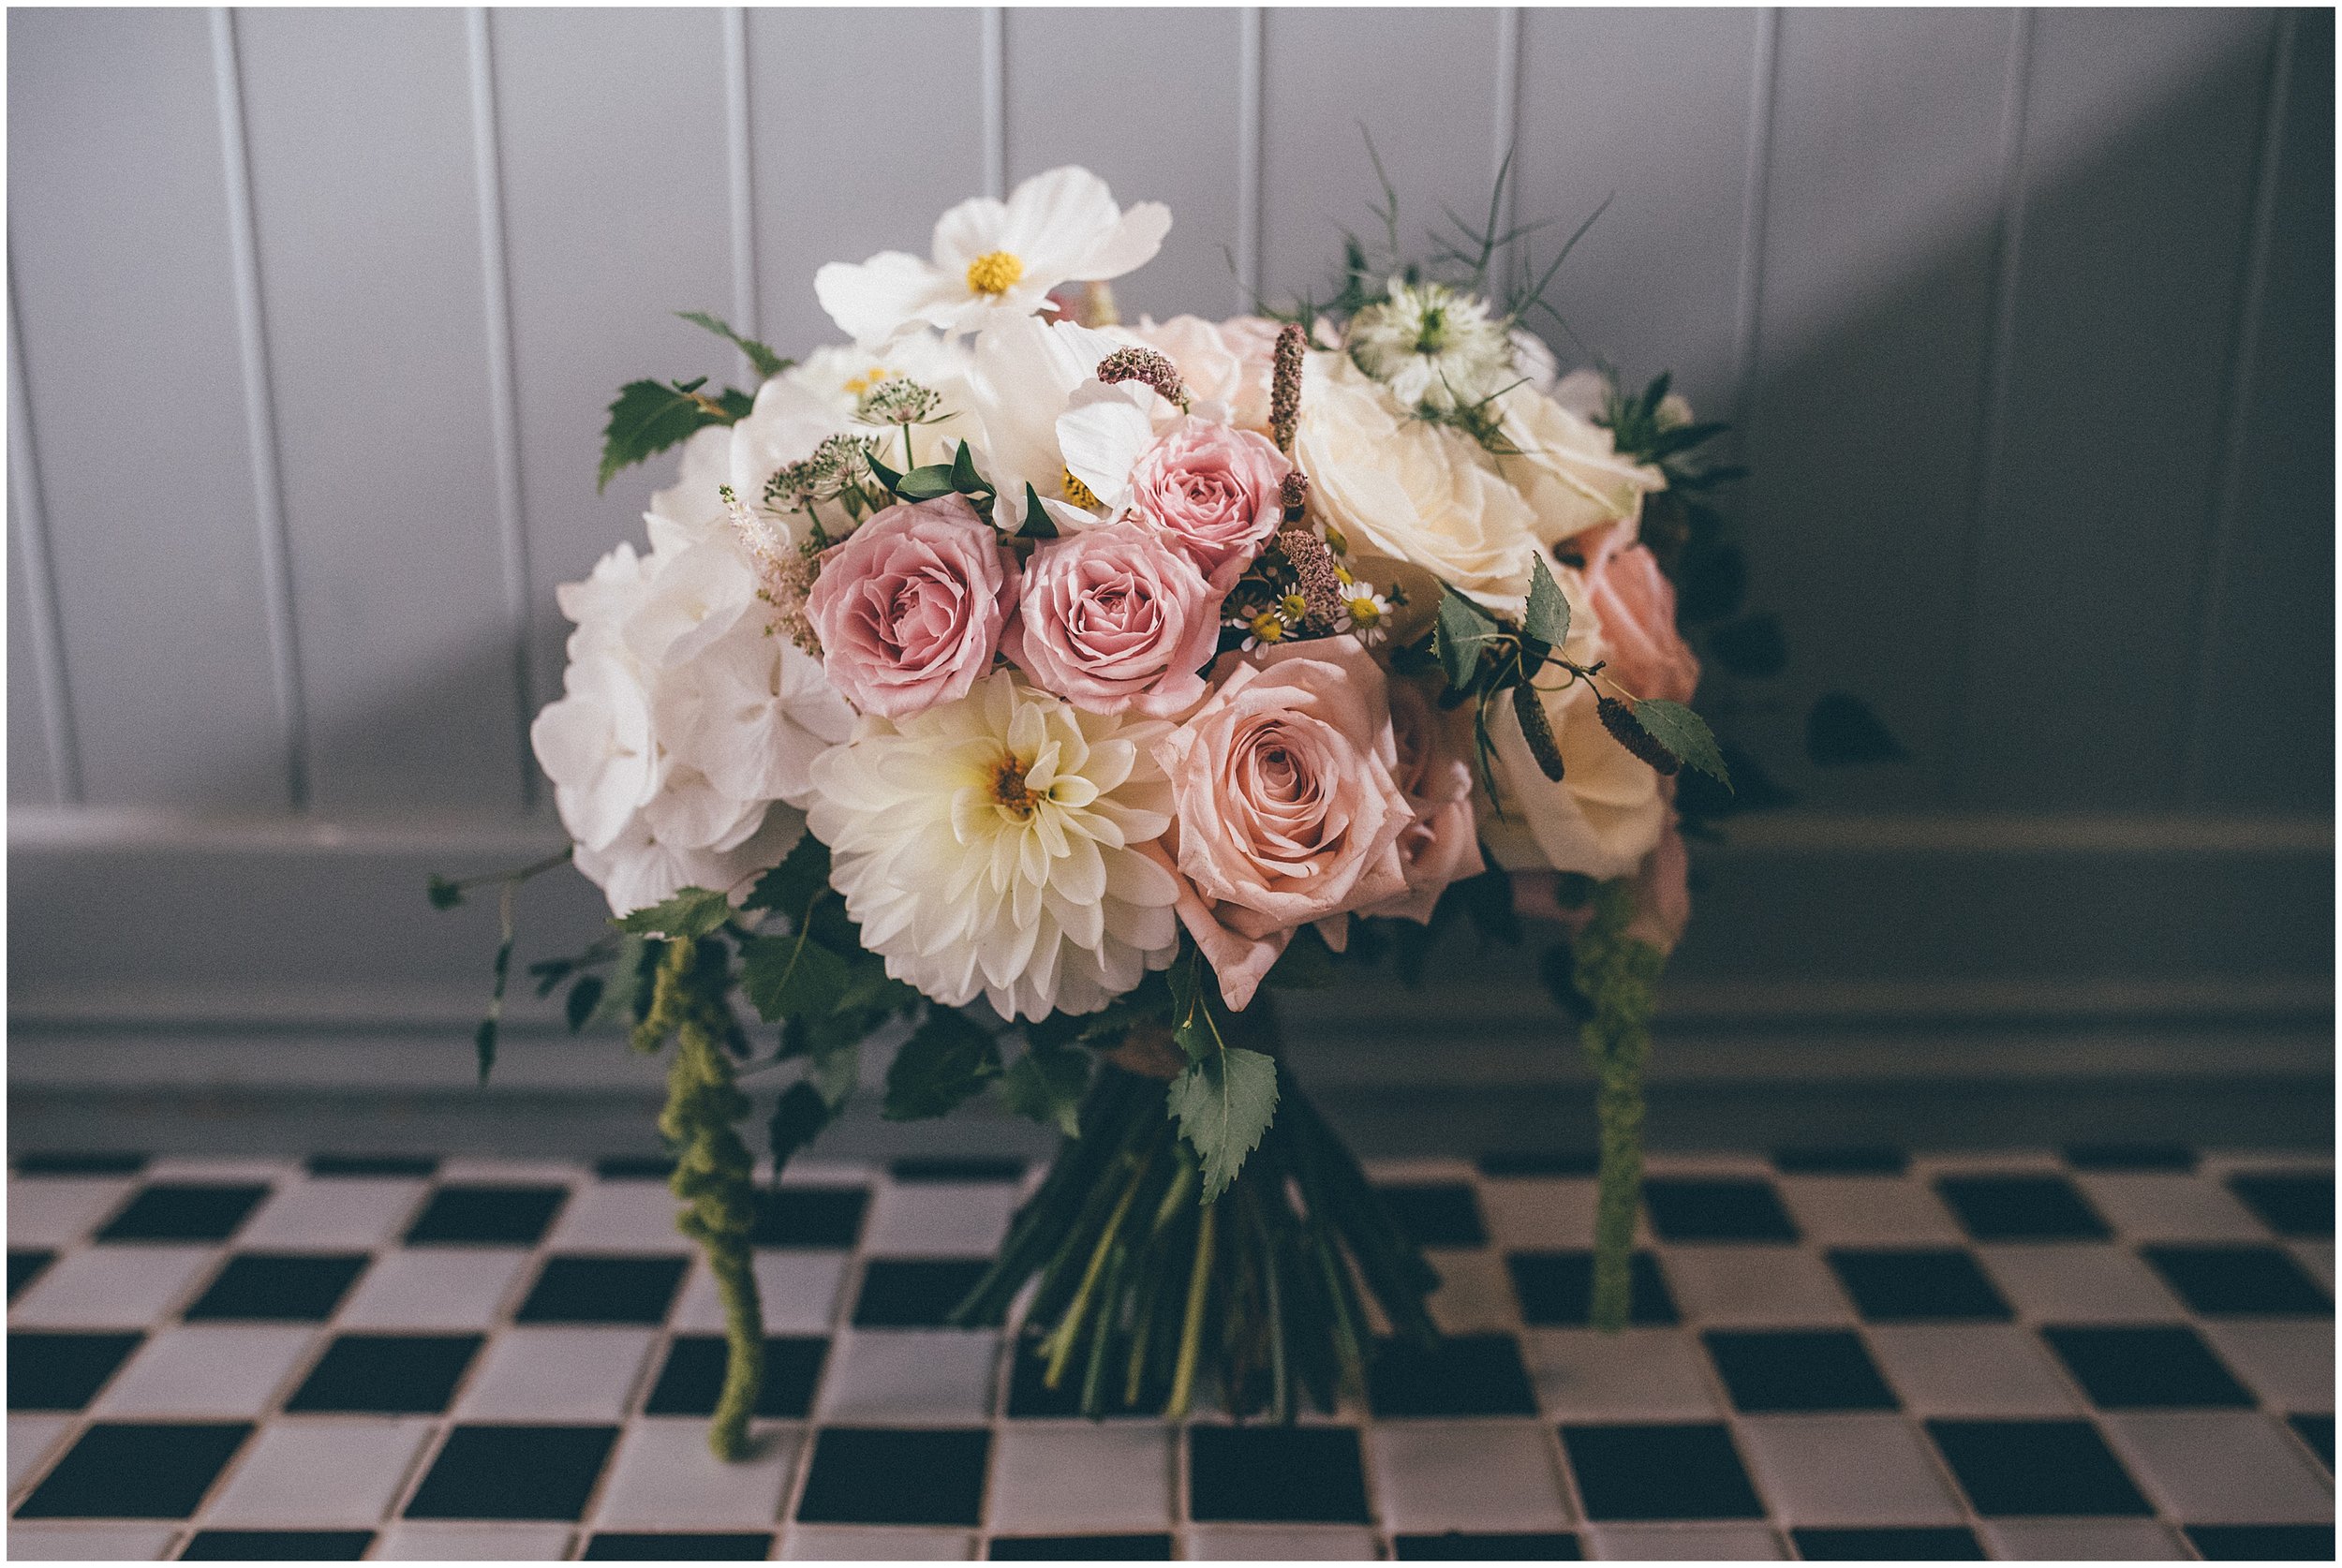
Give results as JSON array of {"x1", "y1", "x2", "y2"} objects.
[
  {"x1": 991, "y1": 754, "x2": 1036, "y2": 819},
  {"x1": 1060, "y1": 467, "x2": 1100, "y2": 510},
  {"x1": 965, "y1": 250, "x2": 1025, "y2": 296},
  {"x1": 1323, "y1": 523, "x2": 1350, "y2": 555},
  {"x1": 1347, "y1": 597, "x2": 1383, "y2": 629},
  {"x1": 1248, "y1": 612, "x2": 1287, "y2": 643},
  {"x1": 1279, "y1": 592, "x2": 1309, "y2": 621},
  {"x1": 843, "y1": 366, "x2": 892, "y2": 396}
]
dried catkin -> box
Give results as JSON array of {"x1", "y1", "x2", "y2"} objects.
[
  {"x1": 1598, "y1": 696, "x2": 1681, "y2": 776},
  {"x1": 1513, "y1": 681, "x2": 1567, "y2": 782}
]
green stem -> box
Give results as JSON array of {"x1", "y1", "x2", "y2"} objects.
[
  {"x1": 1166, "y1": 1200, "x2": 1217, "y2": 1419},
  {"x1": 1044, "y1": 1144, "x2": 1155, "y2": 1388}
]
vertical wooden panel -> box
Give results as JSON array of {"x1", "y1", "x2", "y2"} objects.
[
  {"x1": 1514, "y1": 8, "x2": 1763, "y2": 412},
  {"x1": 489, "y1": 8, "x2": 736, "y2": 721},
  {"x1": 9, "y1": 280, "x2": 76, "y2": 806},
  {"x1": 1002, "y1": 8, "x2": 1245, "y2": 320},
  {"x1": 235, "y1": 8, "x2": 521, "y2": 811},
  {"x1": 2191, "y1": 10, "x2": 2332, "y2": 813},
  {"x1": 1737, "y1": 8, "x2": 2019, "y2": 809},
  {"x1": 746, "y1": 9, "x2": 987, "y2": 358},
  {"x1": 7, "y1": 8, "x2": 283, "y2": 806},
  {"x1": 1955, "y1": 9, "x2": 2277, "y2": 808},
  {"x1": 1257, "y1": 8, "x2": 1507, "y2": 309},
  {"x1": 8, "y1": 524, "x2": 57, "y2": 806}
]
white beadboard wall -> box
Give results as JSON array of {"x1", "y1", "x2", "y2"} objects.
[{"x1": 7, "y1": 7, "x2": 2332, "y2": 1079}]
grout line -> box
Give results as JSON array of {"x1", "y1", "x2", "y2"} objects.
[
  {"x1": 722, "y1": 7, "x2": 760, "y2": 365},
  {"x1": 1234, "y1": 7, "x2": 1265, "y2": 311},
  {"x1": 464, "y1": 7, "x2": 540, "y2": 810},
  {"x1": 979, "y1": 8, "x2": 1005, "y2": 201},
  {"x1": 5, "y1": 270, "x2": 84, "y2": 806},
  {"x1": 1490, "y1": 7, "x2": 1524, "y2": 302},
  {"x1": 208, "y1": 5, "x2": 309, "y2": 812},
  {"x1": 1726, "y1": 5, "x2": 1782, "y2": 441}
]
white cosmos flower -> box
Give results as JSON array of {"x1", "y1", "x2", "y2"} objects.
[
  {"x1": 806, "y1": 670, "x2": 1183, "y2": 1020},
  {"x1": 962, "y1": 315, "x2": 1164, "y2": 534},
  {"x1": 815, "y1": 167, "x2": 1170, "y2": 349}
]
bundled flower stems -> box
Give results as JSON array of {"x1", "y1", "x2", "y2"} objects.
[{"x1": 442, "y1": 166, "x2": 1732, "y2": 1457}]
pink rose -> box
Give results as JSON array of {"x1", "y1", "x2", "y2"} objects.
[
  {"x1": 1577, "y1": 525, "x2": 1699, "y2": 705},
  {"x1": 1131, "y1": 315, "x2": 1278, "y2": 431},
  {"x1": 1003, "y1": 521, "x2": 1223, "y2": 718},
  {"x1": 806, "y1": 496, "x2": 1015, "y2": 718},
  {"x1": 1364, "y1": 678, "x2": 1487, "y2": 923},
  {"x1": 1125, "y1": 417, "x2": 1291, "y2": 592},
  {"x1": 1151, "y1": 637, "x2": 1413, "y2": 1010}
]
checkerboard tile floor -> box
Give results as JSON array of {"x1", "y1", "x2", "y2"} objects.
[{"x1": 7, "y1": 1146, "x2": 2330, "y2": 1561}]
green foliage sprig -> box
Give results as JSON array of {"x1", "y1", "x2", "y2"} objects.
[{"x1": 1569, "y1": 880, "x2": 1668, "y2": 1332}]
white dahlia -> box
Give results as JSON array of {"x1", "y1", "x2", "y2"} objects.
[{"x1": 806, "y1": 671, "x2": 1182, "y2": 1020}]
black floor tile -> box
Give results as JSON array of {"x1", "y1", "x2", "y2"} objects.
[
  {"x1": 795, "y1": 1428, "x2": 989, "y2": 1525},
  {"x1": 583, "y1": 1533, "x2": 774, "y2": 1560},
  {"x1": 15, "y1": 1422, "x2": 252, "y2": 1517},
  {"x1": 1791, "y1": 1527, "x2": 1984, "y2": 1561},
  {"x1": 184, "y1": 1253, "x2": 369, "y2": 1321},
  {"x1": 989, "y1": 1534, "x2": 1172, "y2": 1560},
  {"x1": 1703, "y1": 1329, "x2": 1898, "y2": 1413},
  {"x1": 1393, "y1": 1532, "x2": 1580, "y2": 1559},
  {"x1": 1934, "y1": 1175, "x2": 2110, "y2": 1241},
  {"x1": 1560, "y1": 1424, "x2": 1763, "y2": 1520},
  {"x1": 1508, "y1": 1251, "x2": 1677, "y2": 1326},
  {"x1": 1368, "y1": 1333, "x2": 1537, "y2": 1416},
  {"x1": 1924, "y1": 1419, "x2": 2152, "y2": 1516},
  {"x1": 1188, "y1": 1426, "x2": 1370, "y2": 1522},
  {"x1": 403, "y1": 1185, "x2": 568, "y2": 1245},
  {"x1": 2186, "y1": 1524, "x2": 2336, "y2": 1561},
  {"x1": 305, "y1": 1154, "x2": 438, "y2": 1178},
  {"x1": 2290, "y1": 1412, "x2": 2334, "y2": 1470},
  {"x1": 96, "y1": 1184, "x2": 270, "y2": 1243},
  {"x1": 592, "y1": 1156, "x2": 676, "y2": 1181},
  {"x1": 1478, "y1": 1151, "x2": 1600, "y2": 1177},
  {"x1": 10, "y1": 1250, "x2": 56, "y2": 1301},
  {"x1": 8, "y1": 1331, "x2": 142, "y2": 1411},
  {"x1": 15, "y1": 1152, "x2": 146, "y2": 1176},
  {"x1": 1641, "y1": 1178, "x2": 1799, "y2": 1242},
  {"x1": 1773, "y1": 1147, "x2": 1908, "y2": 1176},
  {"x1": 645, "y1": 1336, "x2": 828, "y2": 1418},
  {"x1": 1827, "y1": 1249, "x2": 2012, "y2": 1322},
  {"x1": 2228, "y1": 1171, "x2": 2335, "y2": 1238},
  {"x1": 2041, "y1": 1324, "x2": 2254, "y2": 1409},
  {"x1": 852, "y1": 1258, "x2": 991, "y2": 1327},
  {"x1": 753, "y1": 1186, "x2": 869, "y2": 1248},
  {"x1": 515, "y1": 1255, "x2": 689, "y2": 1324},
  {"x1": 2142, "y1": 1244, "x2": 2333, "y2": 1315},
  {"x1": 284, "y1": 1335, "x2": 482, "y2": 1414},
  {"x1": 2064, "y1": 1143, "x2": 2196, "y2": 1173},
  {"x1": 891, "y1": 1156, "x2": 1026, "y2": 1183},
  {"x1": 404, "y1": 1425, "x2": 617, "y2": 1519},
  {"x1": 1375, "y1": 1183, "x2": 1489, "y2": 1247},
  {"x1": 182, "y1": 1531, "x2": 374, "y2": 1560}
]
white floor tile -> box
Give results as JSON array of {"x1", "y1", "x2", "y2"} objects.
[
  {"x1": 7, "y1": 1414, "x2": 72, "y2": 1493},
  {"x1": 593, "y1": 1419, "x2": 800, "y2": 1529},
  {"x1": 1479, "y1": 1179, "x2": 1603, "y2": 1249},
  {"x1": 673, "y1": 1251, "x2": 847, "y2": 1334},
  {"x1": 373, "y1": 1522, "x2": 578, "y2": 1560},
  {"x1": 3, "y1": 1523, "x2": 184, "y2": 1561},
  {"x1": 92, "y1": 1324, "x2": 317, "y2": 1418},
  {"x1": 2104, "y1": 1412, "x2": 2336, "y2": 1523},
  {"x1": 336, "y1": 1248, "x2": 529, "y2": 1330},
  {"x1": 1425, "y1": 1249, "x2": 1520, "y2": 1334},
  {"x1": 142, "y1": 1158, "x2": 298, "y2": 1184},
  {"x1": 816, "y1": 1329, "x2": 997, "y2": 1425},
  {"x1": 238, "y1": 1179, "x2": 428, "y2": 1250},
  {"x1": 201, "y1": 1418, "x2": 434, "y2": 1527},
  {"x1": 1586, "y1": 1522, "x2": 1786, "y2": 1560},
  {"x1": 2076, "y1": 1174, "x2": 2269, "y2": 1242},
  {"x1": 782, "y1": 1525, "x2": 972, "y2": 1560},
  {"x1": 1865, "y1": 1324, "x2": 2083, "y2": 1415},
  {"x1": 1660, "y1": 1247, "x2": 1854, "y2": 1324},
  {"x1": 1370, "y1": 1420, "x2": 1570, "y2": 1531},
  {"x1": 7, "y1": 1246, "x2": 215, "y2": 1327},
  {"x1": 1733, "y1": 1414, "x2": 1963, "y2": 1525},
  {"x1": 986, "y1": 1425, "x2": 1173, "y2": 1533},
  {"x1": 1977, "y1": 1243, "x2": 2187, "y2": 1322},
  {"x1": 436, "y1": 1158, "x2": 586, "y2": 1186},
  {"x1": 2201, "y1": 1319, "x2": 2335, "y2": 1410},
  {"x1": 860, "y1": 1183, "x2": 1017, "y2": 1258},
  {"x1": 457, "y1": 1327, "x2": 657, "y2": 1422},
  {"x1": 1185, "y1": 1525, "x2": 1381, "y2": 1559},
  {"x1": 547, "y1": 1182, "x2": 694, "y2": 1252},
  {"x1": 1523, "y1": 1328, "x2": 1722, "y2": 1419},
  {"x1": 6, "y1": 1179, "x2": 135, "y2": 1248},
  {"x1": 1980, "y1": 1519, "x2": 2188, "y2": 1560},
  {"x1": 1774, "y1": 1177, "x2": 1962, "y2": 1247}
]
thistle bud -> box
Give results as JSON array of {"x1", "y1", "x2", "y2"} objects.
[
  {"x1": 1598, "y1": 696, "x2": 1681, "y2": 776},
  {"x1": 1514, "y1": 679, "x2": 1566, "y2": 782},
  {"x1": 1270, "y1": 322, "x2": 1306, "y2": 453},
  {"x1": 1280, "y1": 471, "x2": 1311, "y2": 525}
]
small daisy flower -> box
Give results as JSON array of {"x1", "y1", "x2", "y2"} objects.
[
  {"x1": 1337, "y1": 582, "x2": 1394, "y2": 645},
  {"x1": 1239, "y1": 608, "x2": 1294, "y2": 652}
]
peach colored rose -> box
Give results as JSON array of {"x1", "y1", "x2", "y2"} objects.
[
  {"x1": 1151, "y1": 636, "x2": 1413, "y2": 1010},
  {"x1": 1576, "y1": 524, "x2": 1699, "y2": 704},
  {"x1": 1365, "y1": 677, "x2": 1486, "y2": 923},
  {"x1": 1003, "y1": 521, "x2": 1223, "y2": 718},
  {"x1": 805, "y1": 495, "x2": 1015, "y2": 718},
  {"x1": 1130, "y1": 314, "x2": 1276, "y2": 430},
  {"x1": 1511, "y1": 806, "x2": 1691, "y2": 956},
  {"x1": 1125, "y1": 416, "x2": 1291, "y2": 592}
]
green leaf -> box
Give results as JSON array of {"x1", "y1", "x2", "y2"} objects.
[
  {"x1": 894, "y1": 463, "x2": 956, "y2": 501},
  {"x1": 743, "y1": 833, "x2": 832, "y2": 920},
  {"x1": 1434, "y1": 584, "x2": 1501, "y2": 692},
  {"x1": 882, "y1": 1008, "x2": 1003, "y2": 1120},
  {"x1": 426, "y1": 874, "x2": 465, "y2": 910},
  {"x1": 1523, "y1": 554, "x2": 1572, "y2": 650},
  {"x1": 564, "y1": 975, "x2": 604, "y2": 1033},
  {"x1": 1164, "y1": 950, "x2": 1227, "y2": 1064},
  {"x1": 865, "y1": 448, "x2": 904, "y2": 495},
  {"x1": 1166, "y1": 1047, "x2": 1279, "y2": 1204},
  {"x1": 674, "y1": 309, "x2": 791, "y2": 380},
  {"x1": 999, "y1": 1042, "x2": 1090, "y2": 1138},
  {"x1": 614, "y1": 885, "x2": 733, "y2": 940},
  {"x1": 1706, "y1": 612, "x2": 1786, "y2": 678},
  {"x1": 766, "y1": 1079, "x2": 835, "y2": 1172},
  {"x1": 739, "y1": 932, "x2": 854, "y2": 1023},
  {"x1": 1021, "y1": 482, "x2": 1058, "y2": 539},
  {"x1": 949, "y1": 439, "x2": 990, "y2": 496},
  {"x1": 1625, "y1": 699, "x2": 1732, "y2": 788},
  {"x1": 1805, "y1": 692, "x2": 1906, "y2": 767},
  {"x1": 598, "y1": 379, "x2": 740, "y2": 493}
]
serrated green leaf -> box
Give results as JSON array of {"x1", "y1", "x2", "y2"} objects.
[
  {"x1": 998, "y1": 1043, "x2": 1090, "y2": 1138},
  {"x1": 1523, "y1": 554, "x2": 1572, "y2": 650},
  {"x1": 739, "y1": 932, "x2": 854, "y2": 1023},
  {"x1": 565, "y1": 975, "x2": 603, "y2": 1033},
  {"x1": 614, "y1": 885, "x2": 733, "y2": 940},
  {"x1": 598, "y1": 379, "x2": 733, "y2": 493},
  {"x1": 743, "y1": 833, "x2": 832, "y2": 918},
  {"x1": 1166, "y1": 1047, "x2": 1279, "y2": 1204},
  {"x1": 882, "y1": 1008, "x2": 1003, "y2": 1120},
  {"x1": 767, "y1": 1079, "x2": 835, "y2": 1172},
  {"x1": 1434, "y1": 584, "x2": 1501, "y2": 691},
  {"x1": 1626, "y1": 699, "x2": 1731, "y2": 788},
  {"x1": 895, "y1": 463, "x2": 956, "y2": 501},
  {"x1": 674, "y1": 309, "x2": 791, "y2": 380},
  {"x1": 1021, "y1": 482, "x2": 1058, "y2": 539}
]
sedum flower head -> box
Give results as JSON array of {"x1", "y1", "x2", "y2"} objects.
[
  {"x1": 1347, "y1": 277, "x2": 1516, "y2": 415},
  {"x1": 805, "y1": 671, "x2": 1182, "y2": 1020}
]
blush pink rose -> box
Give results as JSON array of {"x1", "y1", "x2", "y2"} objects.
[
  {"x1": 806, "y1": 495, "x2": 1015, "y2": 718},
  {"x1": 1125, "y1": 417, "x2": 1291, "y2": 592},
  {"x1": 1576, "y1": 525, "x2": 1700, "y2": 705},
  {"x1": 1003, "y1": 521, "x2": 1223, "y2": 717},
  {"x1": 1131, "y1": 315, "x2": 1277, "y2": 431},
  {"x1": 1364, "y1": 677, "x2": 1487, "y2": 923},
  {"x1": 1150, "y1": 636, "x2": 1413, "y2": 1010}
]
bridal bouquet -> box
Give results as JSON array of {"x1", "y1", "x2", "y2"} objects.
[{"x1": 439, "y1": 166, "x2": 1756, "y2": 1458}]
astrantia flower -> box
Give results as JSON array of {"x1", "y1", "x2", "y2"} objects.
[
  {"x1": 815, "y1": 167, "x2": 1171, "y2": 349},
  {"x1": 806, "y1": 672, "x2": 1183, "y2": 1019},
  {"x1": 1346, "y1": 278, "x2": 1516, "y2": 414}
]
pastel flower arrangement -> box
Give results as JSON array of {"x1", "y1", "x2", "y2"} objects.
[{"x1": 443, "y1": 165, "x2": 1759, "y2": 1457}]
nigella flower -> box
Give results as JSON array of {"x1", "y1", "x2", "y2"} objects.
[
  {"x1": 805, "y1": 672, "x2": 1183, "y2": 1020},
  {"x1": 1346, "y1": 277, "x2": 1516, "y2": 414},
  {"x1": 815, "y1": 167, "x2": 1170, "y2": 348}
]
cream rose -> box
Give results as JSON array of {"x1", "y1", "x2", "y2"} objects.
[{"x1": 1494, "y1": 385, "x2": 1666, "y2": 553}]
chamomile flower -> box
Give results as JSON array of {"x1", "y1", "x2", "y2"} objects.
[
  {"x1": 1346, "y1": 277, "x2": 1516, "y2": 414},
  {"x1": 1239, "y1": 607, "x2": 1295, "y2": 652},
  {"x1": 1337, "y1": 581, "x2": 1394, "y2": 644}
]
